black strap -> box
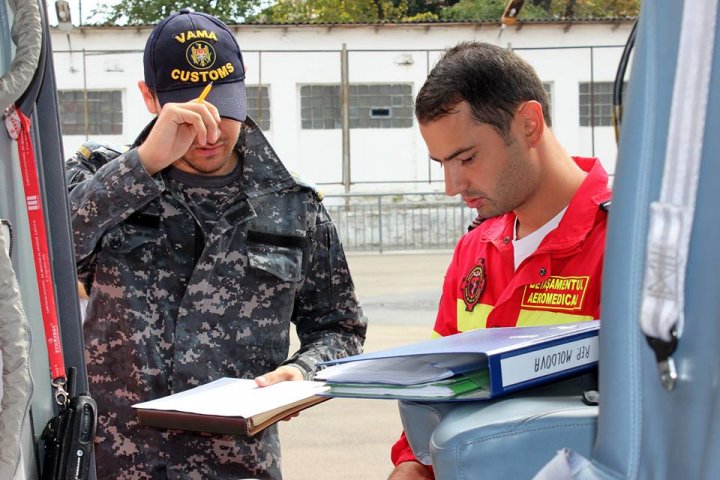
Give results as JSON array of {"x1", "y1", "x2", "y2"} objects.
[
  {"x1": 1, "y1": 219, "x2": 13, "y2": 257},
  {"x1": 247, "y1": 230, "x2": 306, "y2": 249}
]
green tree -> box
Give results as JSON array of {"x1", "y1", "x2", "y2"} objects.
[
  {"x1": 91, "y1": 0, "x2": 638, "y2": 25},
  {"x1": 405, "y1": 0, "x2": 459, "y2": 15},
  {"x1": 92, "y1": 0, "x2": 264, "y2": 25},
  {"x1": 403, "y1": 0, "x2": 462, "y2": 21},
  {"x1": 255, "y1": 0, "x2": 413, "y2": 23},
  {"x1": 441, "y1": 0, "x2": 516, "y2": 21},
  {"x1": 441, "y1": 0, "x2": 639, "y2": 21},
  {"x1": 254, "y1": 0, "x2": 464, "y2": 23}
]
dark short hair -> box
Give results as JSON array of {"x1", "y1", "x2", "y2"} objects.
[{"x1": 415, "y1": 42, "x2": 551, "y2": 138}]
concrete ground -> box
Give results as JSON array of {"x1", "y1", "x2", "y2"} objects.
[{"x1": 280, "y1": 251, "x2": 453, "y2": 480}]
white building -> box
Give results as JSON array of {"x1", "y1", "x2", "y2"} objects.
[{"x1": 51, "y1": 19, "x2": 633, "y2": 194}]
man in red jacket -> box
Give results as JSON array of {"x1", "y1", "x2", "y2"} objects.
[{"x1": 388, "y1": 41, "x2": 610, "y2": 479}]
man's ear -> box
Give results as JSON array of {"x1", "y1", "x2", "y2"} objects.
[
  {"x1": 518, "y1": 101, "x2": 544, "y2": 147},
  {"x1": 138, "y1": 81, "x2": 160, "y2": 115}
]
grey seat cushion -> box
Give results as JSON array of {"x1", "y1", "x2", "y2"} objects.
[
  {"x1": 430, "y1": 396, "x2": 597, "y2": 479},
  {"x1": 399, "y1": 374, "x2": 598, "y2": 479}
]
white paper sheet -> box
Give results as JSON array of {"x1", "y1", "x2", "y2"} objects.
[{"x1": 132, "y1": 378, "x2": 329, "y2": 417}]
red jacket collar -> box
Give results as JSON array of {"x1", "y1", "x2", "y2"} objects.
[{"x1": 476, "y1": 157, "x2": 611, "y2": 251}]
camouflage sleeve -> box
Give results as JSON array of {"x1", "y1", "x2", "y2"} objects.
[
  {"x1": 67, "y1": 147, "x2": 164, "y2": 274},
  {"x1": 284, "y1": 203, "x2": 368, "y2": 378}
]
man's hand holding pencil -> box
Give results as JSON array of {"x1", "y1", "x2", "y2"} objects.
[{"x1": 138, "y1": 81, "x2": 221, "y2": 174}]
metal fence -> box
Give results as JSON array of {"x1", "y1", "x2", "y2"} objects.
[{"x1": 325, "y1": 192, "x2": 476, "y2": 253}]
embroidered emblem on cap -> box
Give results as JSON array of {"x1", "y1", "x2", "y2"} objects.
[
  {"x1": 187, "y1": 41, "x2": 215, "y2": 69},
  {"x1": 145, "y1": 11, "x2": 248, "y2": 121},
  {"x1": 462, "y1": 258, "x2": 486, "y2": 312}
]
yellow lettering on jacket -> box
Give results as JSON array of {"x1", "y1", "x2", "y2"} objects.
[{"x1": 521, "y1": 275, "x2": 590, "y2": 312}]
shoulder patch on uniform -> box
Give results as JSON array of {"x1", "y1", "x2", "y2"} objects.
[
  {"x1": 290, "y1": 171, "x2": 324, "y2": 201},
  {"x1": 76, "y1": 141, "x2": 127, "y2": 161},
  {"x1": 461, "y1": 258, "x2": 486, "y2": 312}
]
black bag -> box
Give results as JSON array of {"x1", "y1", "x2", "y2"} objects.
[{"x1": 40, "y1": 369, "x2": 97, "y2": 480}]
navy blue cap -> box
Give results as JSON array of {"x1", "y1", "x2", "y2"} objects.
[{"x1": 143, "y1": 8, "x2": 247, "y2": 122}]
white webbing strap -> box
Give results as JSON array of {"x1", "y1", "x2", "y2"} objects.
[
  {"x1": 640, "y1": 0, "x2": 718, "y2": 388},
  {"x1": 531, "y1": 448, "x2": 591, "y2": 480}
]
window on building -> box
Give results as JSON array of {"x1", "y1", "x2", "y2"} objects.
[
  {"x1": 351, "y1": 84, "x2": 413, "y2": 128},
  {"x1": 542, "y1": 81, "x2": 553, "y2": 121},
  {"x1": 301, "y1": 85, "x2": 340, "y2": 129},
  {"x1": 246, "y1": 86, "x2": 271, "y2": 130},
  {"x1": 579, "y1": 81, "x2": 627, "y2": 127},
  {"x1": 58, "y1": 90, "x2": 123, "y2": 135},
  {"x1": 300, "y1": 84, "x2": 414, "y2": 129}
]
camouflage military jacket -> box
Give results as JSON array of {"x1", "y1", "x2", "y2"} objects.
[{"x1": 66, "y1": 119, "x2": 367, "y2": 479}]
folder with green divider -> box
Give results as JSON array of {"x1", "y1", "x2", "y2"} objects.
[
  {"x1": 324, "y1": 369, "x2": 491, "y2": 401},
  {"x1": 317, "y1": 322, "x2": 599, "y2": 401}
]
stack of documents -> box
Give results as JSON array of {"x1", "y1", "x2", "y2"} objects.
[
  {"x1": 324, "y1": 369, "x2": 491, "y2": 401},
  {"x1": 132, "y1": 378, "x2": 329, "y2": 436},
  {"x1": 316, "y1": 321, "x2": 600, "y2": 401},
  {"x1": 131, "y1": 322, "x2": 600, "y2": 435}
]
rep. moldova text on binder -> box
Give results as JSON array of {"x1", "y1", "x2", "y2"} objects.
[{"x1": 315, "y1": 321, "x2": 599, "y2": 401}]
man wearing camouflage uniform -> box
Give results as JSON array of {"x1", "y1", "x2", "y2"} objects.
[{"x1": 65, "y1": 9, "x2": 366, "y2": 479}]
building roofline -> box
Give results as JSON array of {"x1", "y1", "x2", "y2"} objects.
[
  {"x1": 243, "y1": 17, "x2": 637, "y2": 27},
  {"x1": 54, "y1": 17, "x2": 636, "y2": 32}
]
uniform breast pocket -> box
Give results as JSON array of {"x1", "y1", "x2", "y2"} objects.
[
  {"x1": 246, "y1": 235, "x2": 305, "y2": 283},
  {"x1": 101, "y1": 222, "x2": 160, "y2": 257},
  {"x1": 94, "y1": 222, "x2": 162, "y2": 293}
]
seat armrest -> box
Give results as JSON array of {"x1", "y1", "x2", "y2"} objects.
[{"x1": 430, "y1": 396, "x2": 597, "y2": 479}]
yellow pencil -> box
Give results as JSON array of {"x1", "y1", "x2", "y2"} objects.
[{"x1": 197, "y1": 82, "x2": 213, "y2": 103}]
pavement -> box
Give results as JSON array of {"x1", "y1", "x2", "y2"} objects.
[{"x1": 279, "y1": 251, "x2": 453, "y2": 480}]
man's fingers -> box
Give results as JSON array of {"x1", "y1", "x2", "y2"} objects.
[
  {"x1": 255, "y1": 366, "x2": 304, "y2": 387},
  {"x1": 169, "y1": 103, "x2": 220, "y2": 145},
  {"x1": 193, "y1": 101, "x2": 221, "y2": 142},
  {"x1": 280, "y1": 412, "x2": 300, "y2": 422},
  {"x1": 254, "y1": 373, "x2": 274, "y2": 387},
  {"x1": 141, "y1": 100, "x2": 220, "y2": 170},
  {"x1": 172, "y1": 108, "x2": 208, "y2": 145}
]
